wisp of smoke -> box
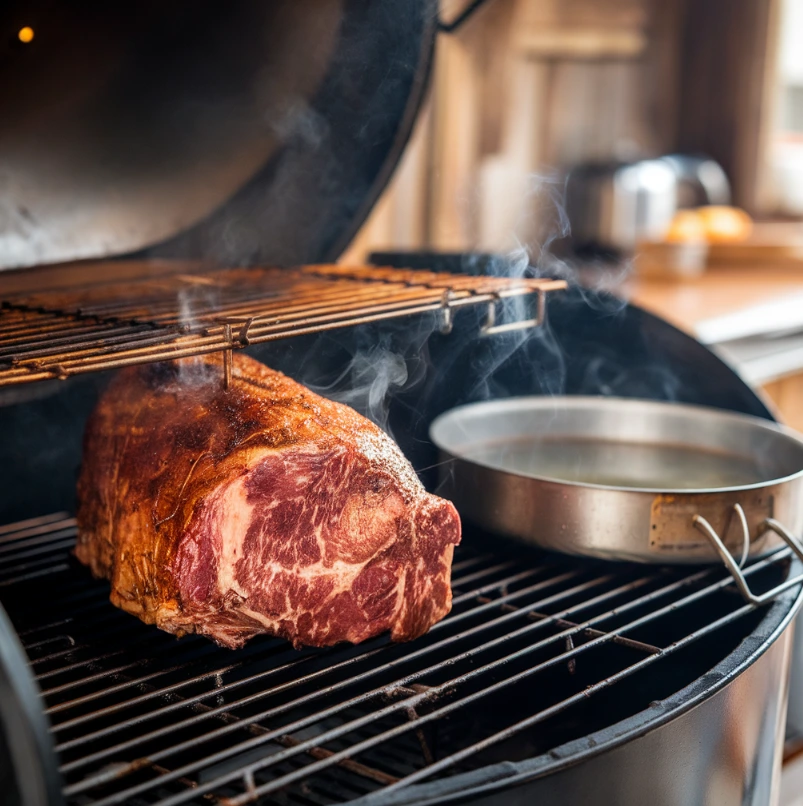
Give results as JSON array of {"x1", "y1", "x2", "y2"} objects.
[
  {"x1": 175, "y1": 284, "x2": 222, "y2": 387},
  {"x1": 579, "y1": 355, "x2": 682, "y2": 400},
  {"x1": 316, "y1": 345, "x2": 408, "y2": 431},
  {"x1": 299, "y1": 323, "x2": 432, "y2": 436},
  {"x1": 465, "y1": 243, "x2": 563, "y2": 400},
  {"x1": 523, "y1": 170, "x2": 630, "y2": 316},
  {"x1": 455, "y1": 169, "x2": 642, "y2": 404},
  {"x1": 242, "y1": 169, "x2": 648, "y2": 459}
]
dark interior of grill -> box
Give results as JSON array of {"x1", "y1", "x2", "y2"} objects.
[
  {"x1": 0, "y1": 284, "x2": 776, "y2": 528},
  {"x1": 0, "y1": 511, "x2": 790, "y2": 806}
]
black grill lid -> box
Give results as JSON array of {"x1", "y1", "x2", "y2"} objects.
[{"x1": 0, "y1": 0, "x2": 436, "y2": 270}]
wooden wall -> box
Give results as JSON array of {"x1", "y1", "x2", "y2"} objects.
[
  {"x1": 675, "y1": 0, "x2": 780, "y2": 214},
  {"x1": 342, "y1": 0, "x2": 682, "y2": 262},
  {"x1": 340, "y1": 0, "x2": 779, "y2": 263},
  {"x1": 762, "y1": 374, "x2": 803, "y2": 433}
]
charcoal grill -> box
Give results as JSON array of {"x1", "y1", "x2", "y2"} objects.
[
  {"x1": 0, "y1": 286, "x2": 801, "y2": 806},
  {"x1": 0, "y1": 2, "x2": 802, "y2": 805}
]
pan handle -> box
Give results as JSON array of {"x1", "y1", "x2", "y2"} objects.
[{"x1": 693, "y1": 505, "x2": 803, "y2": 605}]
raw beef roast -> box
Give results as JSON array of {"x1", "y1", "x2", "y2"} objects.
[{"x1": 76, "y1": 353, "x2": 461, "y2": 649}]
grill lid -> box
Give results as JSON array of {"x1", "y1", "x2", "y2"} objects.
[{"x1": 0, "y1": 0, "x2": 436, "y2": 271}]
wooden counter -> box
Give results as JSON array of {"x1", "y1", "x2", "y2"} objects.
[
  {"x1": 623, "y1": 267, "x2": 803, "y2": 343},
  {"x1": 623, "y1": 266, "x2": 803, "y2": 430}
]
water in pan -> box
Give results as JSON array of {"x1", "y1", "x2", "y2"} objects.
[{"x1": 461, "y1": 437, "x2": 770, "y2": 490}]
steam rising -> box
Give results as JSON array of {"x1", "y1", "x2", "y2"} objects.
[
  {"x1": 301, "y1": 325, "x2": 431, "y2": 436},
  {"x1": 298, "y1": 171, "x2": 635, "y2": 442},
  {"x1": 459, "y1": 171, "x2": 629, "y2": 403},
  {"x1": 175, "y1": 284, "x2": 222, "y2": 386},
  {"x1": 524, "y1": 171, "x2": 631, "y2": 309},
  {"x1": 168, "y1": 170, "x2": 648, "y2": 460},
  {"x1": 310, "y1": 344, "x2": 409, "y2": 432}
]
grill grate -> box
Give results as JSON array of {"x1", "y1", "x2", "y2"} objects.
[
  {"x1": 0, "y1": 265, "x2": 565, "y2": 387},
  {"x1": 0, "y1": 514, "x2": 793, "y2": 805}
]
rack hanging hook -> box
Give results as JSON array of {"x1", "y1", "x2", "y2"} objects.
[
  {"x1": 481, "y1": 292, "x2": 501, "y2": 333},
  {"x1": 440, "y1": 289, "x2": 454, "y2": 335},
  {"x1": 481, "y1": 288, "x2": 548, "y2": 336},
  {"x1": 237, "y1": 317, "x2": 255, "y2": 346},
  {"x1": 223, "y1": 323, "x2": 233, "y2": 391}
]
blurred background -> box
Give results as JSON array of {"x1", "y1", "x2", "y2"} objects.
[
  {"x1": 342, "y1": 0, "x2": 803, "y2": 449},
  {"x1": 345, "y1": 0, "x2": 792, "y2": 255}
]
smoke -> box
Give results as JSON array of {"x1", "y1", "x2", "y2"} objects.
[
  {"x1": 579, "y1": 356, "x2": 682, "y2": 400},
  {"x1": 448, "y1": 170, "x2": 632, "y2": 404},
  {"x1": 307, "y1": 342, "x2": 409, "y2": 433},
  {"x1": 166, "y1": 165, "x2": 671, "y2": 475},
  {"x1": 521, "y1": 170, "x2": 631, "y2": 314},
  {"x1": 460, "y1": 244, "x2": 563, "y2": 401},
  {"x1": 174, "y1": 283, "x2": 222, "y2": 387},
  {"x1": 269, "y1": 98, "x2": 329, "y2": 149},
  {"x1": 524, "y1": 169, "x2": 572, "y2": 259},
  {"x1": 295, "y1": 322, "x2": 433, "y2": 436},
  {"x1": 287, "y1": 173, "x2": 600, "y2": 442}
]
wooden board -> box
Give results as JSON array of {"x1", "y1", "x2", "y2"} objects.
[
  {"x1": 707, "y1": 222, "x2": 803, "y2": 266},
  {"x1": 625, "y1": 266, "x2": 803, "y2": 341},
  {"x1": 762, "y1": 374, "x2": 803, "y2": 432},
  {"x1": 637, "y1": 222, "x2": 803, "y2": 277}
]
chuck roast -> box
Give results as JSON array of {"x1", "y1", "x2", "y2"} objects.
[{"x1": 76, "y1": 353, "x2": 461, "y2": 649}]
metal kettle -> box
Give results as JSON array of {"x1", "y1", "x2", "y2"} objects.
[{"x1": 565, "y1": 155, "x2": 731, "y2": 255}]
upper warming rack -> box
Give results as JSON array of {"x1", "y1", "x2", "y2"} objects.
[{"x1": 0, "y1": 265, "x2": 566, "y2": 388}]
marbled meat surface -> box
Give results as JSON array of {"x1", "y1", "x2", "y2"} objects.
[{"x1": 75, "y1": 353, "x2": 461, "y2": 649}]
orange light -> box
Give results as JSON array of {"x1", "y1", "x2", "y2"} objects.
[{"x1": 17, "y1": 26, "x2": 34, "y2": 44}]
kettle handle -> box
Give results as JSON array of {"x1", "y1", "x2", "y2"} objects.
[{"x1": 662, "y1": 155, "x2": 732, "y2": 207}]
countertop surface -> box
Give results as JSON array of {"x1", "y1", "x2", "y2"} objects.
[
  {"x1": 623, "y1": 267, "x2": 803, "y2": 345},
  {"x1": 615, "y1": 265, "x2": 803, "y2": 386}
]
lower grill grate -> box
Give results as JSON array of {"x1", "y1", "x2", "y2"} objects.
[{"x1": 0, "y1": 513, "x2": 793, "y2": 805}]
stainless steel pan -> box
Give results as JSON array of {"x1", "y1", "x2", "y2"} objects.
[{"x1": 430, "y1": 397, "x2": 803, "y2": 600}]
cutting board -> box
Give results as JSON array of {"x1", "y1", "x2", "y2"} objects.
[
  {"x1": 706, "y1": 222, "x2": 803, "y2": 266},
  {"x1": 636, "y1": 222, "x2": 803, "y2": 278}
]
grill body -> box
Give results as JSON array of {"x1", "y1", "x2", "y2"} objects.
[
  {"x1": 360, "y1": 592, "x2": 796, "y2": 806},
  {"x1": 0, "y1": 513, "x2": 797, "y2": 806},
  {"x1": 0, "y1": 285, "x2": 800, "y2": 805}
]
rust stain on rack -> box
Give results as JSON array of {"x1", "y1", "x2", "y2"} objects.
[{"x1": 0, "y1": 265, "x2": 566, "y2": 387}]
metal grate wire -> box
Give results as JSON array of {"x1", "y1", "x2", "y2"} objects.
[
  {"x1": 0, "y1": 514, "x2": 794, "y2": 805},
  {"x1": 0, "y1": 514, "x2": 789, "y2": 806},
  {"x1": 0, "y1": 265, "x2": 565, "y2": 387}
]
